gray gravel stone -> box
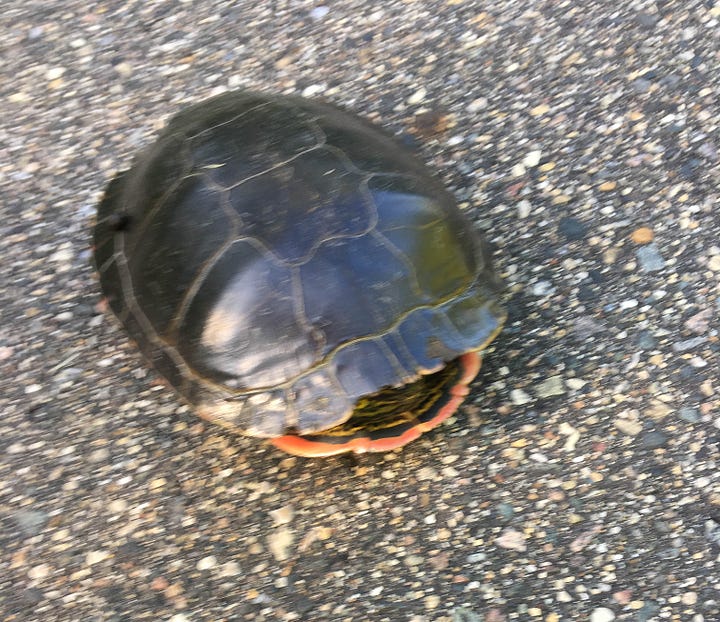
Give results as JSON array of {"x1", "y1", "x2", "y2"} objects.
[
  {"x1": 12, "y1": 510, "x2": 49, "y2": 537},
  {"x1": 678, "y1": 407, "x2": 701, "y2": 423},
  {"x1": 636, "y1": 244, "x2": 666, "y2": 271},
  {"x1": 640, "y1": 430, "x2": 669, "y2": 449},
  {"x1": 535, "y1": 375, "x2": 565, "y2": 398}
]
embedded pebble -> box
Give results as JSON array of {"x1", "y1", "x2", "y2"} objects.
[
  {"x1": 114, "y1": 62, "x2": 133, "y2": 78},
  {"x1": 559, "y1": 422, "x2": 581, "y2": 451},
  {"x1": 417, "y1": 466, "x2": 438, "y2": 480},
  {"x1": 558, "y1": 216, "x2": 588, "y2": 241},
  {"x1": 517, "y1": 200, "x2": 532, "y2": 219},
  {"x1": 530, "y1": 103, "x2": 550, "y2": 116},
  {"x1": 630, "y1": 227, "x2": 654, "y2": 244},
  {"x1": 678, "y1": 407, "x2": 700, "y2": 423},
  {"x1": 495, "y1": 528, "x2": 527, "y2": 552},
  {"x1": 708, "y1": 255, "x2": 720, "y2": 272},
  {"x1": 636, "y1": 331, "x2": 657, "y2": 349},
  {"x1": 672, "y1": 337, "x2": 707, "y2": 352},
  {"x1": 566, "y1": 378, "x2": 586, "y2": 390},
  {"x1": 85, "y1": 550, "x2": 110, "y2": 565},
  {"x1": 523, "y1": 149, "x2": 542, "y2": 167},
  {"x1": 531, "y1": 280, "x2": 555, "y2": 296},
  {"x1": 50, "y1": 247, "x2": 73, "y2": 263},
  {"x1": 682, "y1": 592, "x2": 698, "y2": 606},
  {"x1": 510, "y1": 389, "x2": 533, "y2": 405},
  {"x1": 640, "y1": 431, "x2": 669, "y2": 449},
  {"x1": 45, "y1": 67, "x2": 65, "y2": 80},
  {"x1": 196, "y1": 555, "x2": 217, "y2": 571},
  {"x1": 685, "y1": 309, "x2": 712, "y2": 333},
  {"x1": 300, "y1": 84, "x2": 324, "y2": 97},
  {"x1": 269, "y1": 504, "x2": 294, "y2": 526},
  {"x1": 535, "y1": 376, "x2": 565, "y2": 398},
  {"x1": 12, "y1": 510, "x2": 48, "y2": 536},
  {"x1": 87, "y1": 447, "x2": 110, "y2": 463},
  {"x1": 467, "y1": 97, "x2": 488, "y2": 113},
  {"x1": 636, "y1": 244, "x2": 665, "y2": 271},
  {"x1": 590, "y1": 608, "x2": 616, "y2": 622},
  {"x1": 407, "y1": 88, "x2": 427, "y2": 105},
  {"x1": 452, "y1": 607, "x2": 483, "y2": 622},
  {"x1": 309, "y1": 5, "x2": 329, "y2": 20},
  {"x1": 28, "y1": 564, "x2": 51, "y2": 580},
  {"x1": 267, "y1": 527, "x2": 294, "y2": 561},
  {"x1": 424, "y1": 594, "x2": 441, "y2": 609},
  {"x1": 615, "y1": 418, "x2": 643, "y2": 436},
  {"x1": 496, "y1": 502, "x2": 515, "y2": 519}
]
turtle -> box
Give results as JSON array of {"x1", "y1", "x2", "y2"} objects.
[{"x1": 93, "y1": 90, "x2": 506, "y2": 457}]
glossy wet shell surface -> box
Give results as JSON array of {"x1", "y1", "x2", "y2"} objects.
[{"x1": 94, "y1": 91, "x2": 505, "y2": 438}]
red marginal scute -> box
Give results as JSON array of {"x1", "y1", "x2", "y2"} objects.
[{"x1": 269, "y1": 352, "x2": 482, "y2": 458}]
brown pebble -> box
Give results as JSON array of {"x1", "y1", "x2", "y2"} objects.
[
  {"x1": 151, "y1": 576, "x2": 169, "y2": 591},
  {"x1": 630, "y1": 227, "x2": 654, "y2": 244},
  {"x1": 429, "y1": 551, "x2": 450, "y2": 571},
  {"x1": 486, "y1": 608, "x2": 507, "y2": 622},
  {"x1": 165, "y1": 582, "x2": 183, "y2": 598},
  {"x1": 412, "y1": 110, "x2": 452, "y2": 138},
  {"x1": 614, "y1": 589, "x2": 633, "y2": 605}
]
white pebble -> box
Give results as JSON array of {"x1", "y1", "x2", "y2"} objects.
[
  {"x1": 523, "y1": 149, "x2": 543, "y2": 167},
  {"x1": 269, "y1": 504, "x2": 294, "y2": 526},
  {"x1": 46, "y1": 67, "x2": 65, "y2": 80},
  {"x1": 219, "y1": 561, "x2": 241, "y2": 577},
  {"x1": 310, "y1": 6, "x2": 329, "y2": 20},
  {"x1": 301, "y1": 84, "x2": 325, "y2": 98},
  {"x1": 510, "y1": 389, "x2": 533, "y2": 405},
  {"x1": 495, "y1": 528, "x2": 527, "y2": 552},
  {"x1": 566, "y1": 378, "x2": 587, "y2": 390},
  {"x1": 532, "y1": 280, "x2": 555, "y2": 296},
  {"x1": 590, "y1": 608, "x2": 616, "y2": 622},
  {"x1": 85, "y1": 550, "x2": 110, "y2": 565},
  {"x1": 467, "y1": 97, "x2": 488, "y2": 113},
  {"x1": 196, "y1": 555, "x2": 217, "y2": 570},
  {"x1": 267, "y1": 527, "x2": 294, "y2": 561},
  {"x1": 28, "y1": 564, "x2": 51, "y2": 580},
  {"x1": 407, "y1": 87, "x2": 427, "y2": 105}
]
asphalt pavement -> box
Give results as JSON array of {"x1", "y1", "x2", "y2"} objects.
[{"x1": 1, "y1": 2, "x2": 719, "y2": 621}]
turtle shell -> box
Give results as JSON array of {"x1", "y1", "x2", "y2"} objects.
[{"x1": 94, "y1": 90, "x2": 505, "y2": 456}]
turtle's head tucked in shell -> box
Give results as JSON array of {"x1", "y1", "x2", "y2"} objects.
[{"x1": 94, "y1": 90, "x2": 505, "y2": 457}]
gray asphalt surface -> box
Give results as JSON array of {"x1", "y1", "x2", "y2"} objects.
[{"x1": 1, "y1": 2, "x2": 719, "y2": 621}]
